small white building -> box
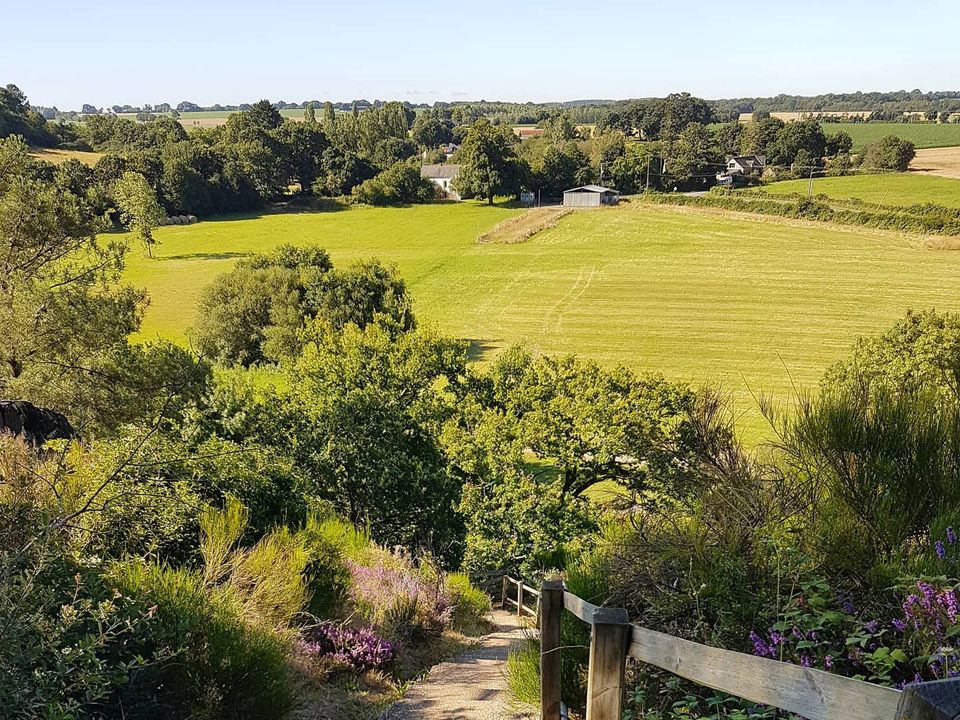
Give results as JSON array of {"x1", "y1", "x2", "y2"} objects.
[
  {"x1": 562, "y1": 185, "x2": 620, "y2": 208},
  {"x1": 421, "y1": 164, "x2": 461, "y2": 200}
]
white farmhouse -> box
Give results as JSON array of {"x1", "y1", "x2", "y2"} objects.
[{"x1": 421, "y1": 164, "x2": 461, "y2": 200}]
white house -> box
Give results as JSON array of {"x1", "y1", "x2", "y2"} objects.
[{"x1": 421, "y1": 164, "x2": 461, "y2": 200}]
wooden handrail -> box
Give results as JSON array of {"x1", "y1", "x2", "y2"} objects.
[{"x1": 538, "y1": 581, "x2": 960, "y2": 720}]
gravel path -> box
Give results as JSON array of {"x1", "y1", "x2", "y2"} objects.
[{"x1": 380, "y1": 610, "x2": 535, "y2": 720}]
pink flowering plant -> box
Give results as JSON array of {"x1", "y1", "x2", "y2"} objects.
[
  {"x1": 347, "y1": 559, "x2": 453, "y2": 640},
  {"x1": 298, "y1": 621, "x2": 395, "y2": 673},
  {"x1": 748, "y1": 529, "x2": 960, "y2": 688}
]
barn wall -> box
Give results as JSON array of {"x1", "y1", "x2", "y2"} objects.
[{"x1": 563, "y1": 192, "x2": 601, "y2": 207}]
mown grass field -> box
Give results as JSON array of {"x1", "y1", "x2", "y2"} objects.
[
  {"x1": 823, "y1": 122, "x2": 960, "y2": 150},
  {"x1": 28, "y1": 147, "x2": 103, "y2": 166},
  {"x1": 124, "y1": 201, "x2": 960, "y2": 436},
  {"x1": 762, "y1": 173, "x2": 960, "y2": 208}
]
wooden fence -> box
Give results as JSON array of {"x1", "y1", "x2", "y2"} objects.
[
  {"x1": 501, "y1": 574, "x2": 540, "y2": 618},
  {"x1": 534, "y1": 578, "x2": 960, "y2": 720}
]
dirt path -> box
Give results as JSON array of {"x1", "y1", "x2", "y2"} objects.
[{"x1": 380, "y1": 610, "x2": 535, "y2": 720}]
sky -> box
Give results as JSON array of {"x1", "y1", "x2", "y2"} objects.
[{"x1": 5, "y1": 0, "x2": 960, "y2": 109}]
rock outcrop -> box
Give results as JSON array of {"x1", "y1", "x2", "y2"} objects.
[{"x1": 0, "y1": 401, "x2": 76, "y2": 445}]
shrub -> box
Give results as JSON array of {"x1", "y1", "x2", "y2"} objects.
[
  {"x1": 351, "y1": 161, "x2": 437, "y2": 206},
  {"x1": 299, "y1": 515, "x2": 353, "y2": 618},
  {"x1": 446, "y1": 572, "x2": 492, "y2": 629},
  {"x1": 0, "y1": 558, "x2": 160, "y2": 720},
  {"x1": 348, "y1": 558, "x2": 453, "y2": 640},
  {"x1": 862, "y1": 134, "x2": 916, "y2": 172},
  {"x1": 110, "y1": 562, "x2": 293, "y2": 720},
  {"x1": 298, "y1": 621, "x2": 396, "y2": 672}
]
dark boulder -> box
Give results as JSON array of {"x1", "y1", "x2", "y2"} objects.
[{"x1": 0, "y1": 400, "x2": 76, "y2": 445}]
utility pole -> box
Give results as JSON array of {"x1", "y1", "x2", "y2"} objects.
[
  {"x1": 645, "y1": 156, "x2": 651, "y2": 193},
  {"x1": 807, "y1": 167, "x2": 815, "y2": 198}
]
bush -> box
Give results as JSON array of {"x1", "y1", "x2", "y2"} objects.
[
  {"x1": 110, "y1": 562, "x2": 293, "y2": 720},
  {"x1": 298, "y1": 621, "x2": 396, "y2": 672},
  {"x1": 299, "y1": 515, "x2": 353, "y2": 618},
  {"x1": 348, "y1": 559, "x2": 452, "y2": 640},
  {"x1": 862, "y1": 134, "x2": 916, "y2": 172},
  {"x1": 446, "y1": 572, "x2": 492, "y2": 629},
  {"x1": 0, "y1": 558, "x2": 160, "y2": 720},
  {"x1": 351, "y1": 161, "x2": 437, "y2": 206}
]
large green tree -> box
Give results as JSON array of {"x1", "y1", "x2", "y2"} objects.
[
  {"x1": 454, "y1": 118, "x2": 523, "y2": 204},
  {"x1": 0, "y1": 136, "x2": 207, "y2": 433}
]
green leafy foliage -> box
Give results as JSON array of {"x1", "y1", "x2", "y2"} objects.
[{"x1": 351, "y1": 161, "x2": 437, "y2": 205}]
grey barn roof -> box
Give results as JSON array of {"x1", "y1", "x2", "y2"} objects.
[
  {"x1": 564, "y1": 184, "x2": 619, "y2": 194},
  {"x1": 421, "y1": 164, "x2": 461, "y2": 179}
]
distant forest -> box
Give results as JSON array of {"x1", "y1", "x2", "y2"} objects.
[{"x1": 33, "y1": 90, "x2": 960, "y2": 125}]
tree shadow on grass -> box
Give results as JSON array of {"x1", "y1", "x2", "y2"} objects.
[
  {"x1": 156, "y1": 251, "x2": 251, "y2": 262},
  {"x1": 197, "y1": 198, "x2": 350, "y2": 225},
  {"x1": 466, "y1": 338, "x2": 502, "y2": 362}
]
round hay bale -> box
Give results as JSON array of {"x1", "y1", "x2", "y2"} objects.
[
  {"x1": 178, "y1": 215, "x2": 189, "y2": 225},
  {"x1": 158, "y1": 217, "x2": 167, "y2": 226},
  {"x1": 187, "y1": 215, "x2": 198, "y2": 224}
]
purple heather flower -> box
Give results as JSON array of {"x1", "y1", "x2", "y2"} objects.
[
  {"x1": 937, "y1": 541, "x2": 947, "y2": 559},
  {"x1": 892, "y1": 619, "x2": 907, "y2": 632},
  {"x1": 948, "y1": 527, "x2": 957, "y2": 545}
]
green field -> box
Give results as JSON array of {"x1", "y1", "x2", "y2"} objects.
[
  {"x1": 125, "y1": 202, "x2": 960, "y2": 436},
  {"x1": 762, "y1": 173, "x2": 960, "y2": 208},
  {"x1": 823, "y1": 123, "x2": 960, "y2": 150}
]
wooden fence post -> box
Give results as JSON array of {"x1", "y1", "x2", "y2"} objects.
[
  {"x1": 540, "y1": 579, "x2": 564, "y2": 720},
  {"x1": 501, "y1": 575, "x2": 509, "y2": 609},
  {"x1": 517, "y1": 580, "x2": 524, "y2": 618},
  {"x1": 895, "y1": 678, "x2": 960, "y2": 720},
  {"x1": 585, "y1": 607, "x2": 630, "y2": 720}
]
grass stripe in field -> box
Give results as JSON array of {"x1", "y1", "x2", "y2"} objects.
[
  {"x1": 124, "y1": 201, "x2": 960, "y2": 439},
  {"x1": 824, "y1": 122, "x2": 960, "y2": 150},
  {"x1": 763, "y1": 173, "x2": 960, "y2": 208}
]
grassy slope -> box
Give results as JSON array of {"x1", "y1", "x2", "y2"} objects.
[
  {"x1": 823, "y1": 123, "x2": 960, "y2": 150},
  {"x1": 124, "y1": 202, "x2": 960, "y2": 435},
  {"x1": 762, "y1": 173, "x2": 960, "y2": 208}
]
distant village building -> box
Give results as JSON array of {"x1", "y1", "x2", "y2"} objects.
[
  {"x1": 716, "y1": 155, "x2": 766, "y2": 186},
  {"x1": 421, "y1": 164, "x2": 461, "y2": 200},
  {"x1": 514, "y1": 127, "x2": 546, "y2": 139},
  {"x1": 562, "y1": 185, "x2": 620, "y2": 208}
]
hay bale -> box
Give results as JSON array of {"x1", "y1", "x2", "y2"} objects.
[
  {"x1": 178, "y1": 215, "x2": 189, "y2": 225},
  {"x1": 187, "y1": 215, "x2": 198, "y2": 224}
]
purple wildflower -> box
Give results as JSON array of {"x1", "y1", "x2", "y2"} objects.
[
  {"x1": 864, "y1": 620, "x2": 879, "y2": 634},
  {"x1": 824, "y1": 655, "x2": 834, "y2": 669},
  {"x1": 800, "y1": 656, "x2": 812, "y2": 668},
  {"x1": 892, "y1": 619, "x2": 907, "y2": 632},
  {"x1": 300, "y1": 622, "x2": 395, "y2": 672},
  {"x1": 937, "y1": 541, "x2": 947, "y2": 559},
  {"x1": 948, "y1": 527, "x2": 957, "y2": 545}
]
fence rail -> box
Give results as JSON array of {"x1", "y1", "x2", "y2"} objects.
[
  {"x1": 500, "y1": 575, "x2": 540, "y2": 618},
  {"x1": 529, "y1": 579, "x2": 960, "y2": 720}
]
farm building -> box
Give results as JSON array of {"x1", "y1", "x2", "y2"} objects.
[
  {"x1": 421, "y1": 164, "x2": 461, "y2": 200},
  {"x1": 726, "y1": 155, "x2": 766, "y2": 175},
  {"x1": 716, "y1": 155, "x2": 766, "y2": 185},
  {"x1": 562, "y1": 185, "x2": 620, "y2": 207}
]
